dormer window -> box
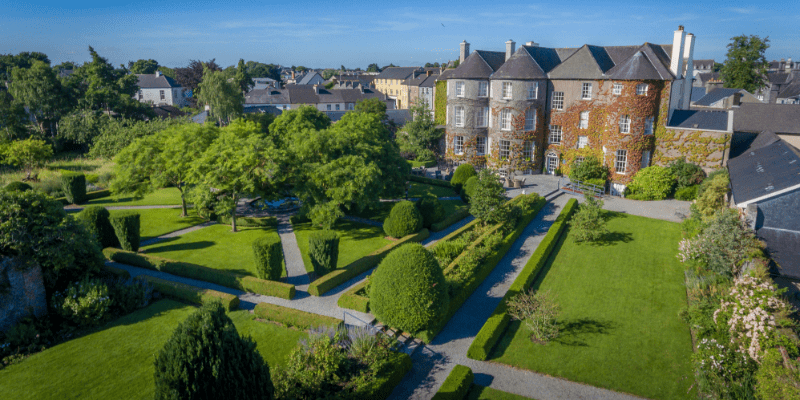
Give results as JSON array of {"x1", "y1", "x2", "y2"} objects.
[
  {"x1": 478, "y1": 81, "x2": 488, "y2": 97},
  {"x1": 502, "y1": 82, "x2": 512, "y2": 99},
  {"x1": 581, "y1": 83, "x2": 592, "y2": 100},
  {"x1": 455, "y1": 81, "x2": 465, "y2": 97},
  {"x1": 636, "y1": 84, "x2": 648, "y2": 96}
]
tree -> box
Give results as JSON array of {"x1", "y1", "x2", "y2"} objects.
[
  {"x1": 366, "y1": 63, "x2": 381, "y2": 73},
  {"x1": 569, "y1": 193, "x2": 608, "y2": 242},
  {"x1": 244, "y1": 61, "x2": 280, "y2": 81},
  {"x1": 295, "y1": 66, "x2": 307, "y2": 72},
  {"x1": 340, "y1": 65, "x2": 346, "y2": 71},
  {"x1": 403, "y1": 98, "x2": 443, "y2": 155},
  {"x1": 507, "y1": 289, "x2": 561, "y2": 344},
  {"x1": 569, "y1": 156, "x2": 608, "y2": 183},
  {"x1": 78, "y1": 47, "x2": 142, "y2": 116},
  {"x1": 720, "y1": 35, "x2": 770, "y2": 93},
  {"x1": 9, "y1": 60, "x2": 66, "y2": 134},
  {"x1": 128, "y1": 59, "x2": 159, "y2": 74},
  {"x1": 0, "y1": 88, "x2": 27, "y2": 140},
  {"x1": 322, "y1": 69, "x2": 337, "y2": 80},
  {"x1": 233, "y1": 59, "x2": 253, "y2": 94},
  {"x1": 695, "y1": 171, "x2": 730, "y2": 220},
  {"x1": 469, "y1": 168, "x2": 507, "y2": 225},
  {"x1": 0, "y1": 51, "x2": 50, "y2": 82},
  {"x1": 1, "y1": 138, "x2": 53, "y2": 181},
  {"x1": 354, "y1": 97, "x2": 387, "y2": 120},
  {"x1": 156, "y1": 66, "x2": 175, "y2": 79},
  {"x1": 196, "y1": 67, "x2": 243, "y2": 126},
  {"x1": 153, "y1": 302, "x2": 273, "y2": 400},
  {"x1": 174, "y1": 59, "x2": 221, "y2": 106},
  {"x1": 58, "y1": 110, "x2": 111, "y2": 149}
]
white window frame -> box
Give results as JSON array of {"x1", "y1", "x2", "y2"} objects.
[
  {"x1": 454, "y1": 106, "x2": 465, "y2": 127},
  {"x1": 522, "y1": 141, "x2": 535, "y2": 161},
  {"x1": 615, "y1": 149, "x2": 628, "y2": 174},
  {"x1": 454, "y1": 136, "x2": 464, "y2": 155},
  {"x1": 546, "y1": 154, "x2": 559, "y2": 174},
  {"x1": 336, "y1": 104, "x2": 340, "y2": 110},
  {"x1": 477, "y1": 106, "x2": 488, "y2": 127},
  {"x1": 619, "y1": 115, "x2": 631, "y2": 134},
  {"x1": 641, "y1": 150, "x2": 651, "y2": 168},
  {"x1": 579, "y1": 111, "x2": 589, "y2": 129},
  {"x1": 476, "y1": 136, "x2": 486, "y2": 155},
  {"x1": 552, "y1": 91, "x2": 564, "y2": 110},
  {"x1": 159, "y1": 90, "x2": 165, "y2": 100},
  {"x1": 548, "y1": 125, "x2": 562, "y2": 145},
  {"x1": 500, "y1": 109, "x2": 512, "y2": 131},
  {"x1": 644, "y1": 116, "x2": 654, "y2": 135},
  {"x1": 581, "y1": 82, "x2": 592, "y2": 100},
  {"x1": 636, "y1": 84, "x2": 648, "y2": 96},
  {"x1": 527, "y1": 82, "x2": 538, "y2": 99},
  {"x1": 478, "y1": 81, "x2": 489, "y2": 97},
  {"x1": 577, "y1": 136, "x2": 588, "y2": 149},
  {"x1": 327, "y1": 104, "x2": 332, "y2": 111},
  {"x1": 499, "y1": 139, "x2": 511, "y2": 159},
  {"x1": 455, "y1": 81, "x2": 465, "y2": 97},
  {"x1": 502, "y1": 82, "x2": 513, "y2": 99},
  {"x1": 524, "y1": 108, "x2": 536, "y2": 130},
  {"x1": 612, "y1": 83, "x2": 623, "y2": 95}
]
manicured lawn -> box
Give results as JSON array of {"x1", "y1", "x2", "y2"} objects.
[
  {"x1": 84, "y1": 187, "x2": 183, "y2": 207},
  {"x1": 350, "y1": 199, "x2": 468, "y2": 224},
  {"x1": 467, "y1": 385, "x2": 535, "y2": 400},
  {"x1": 442, "y1": 199, "x2": 469, "y2": 216},
  {"x1": 407, "y1": 182, "x2": 457, "y2": 198},
  {"x1": 141, "y1": 224, "x2": 283, "y2": 277},
  {"x1": 292, "y1": 219, "x2": 391, "y2": 273},
  {"x1": 489, "y1": 212, "x2": 694, "y2": 400},
  {"x1": 109, "y1": 208, "x2": 205, "y2": 240},
  {"x1": 0, "y1": 299, "x2": 305, "y2": 400}
]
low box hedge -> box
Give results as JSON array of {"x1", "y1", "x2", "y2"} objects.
[
  {"x1": 216, "y1": 214, "x2": 278, "y2": 228},
  {"x1": 141, "y1": 275, "x2": 239, "y2": 311},
  {"x1": 253, "y1": 302, "x2": 341, "y2": 330},
  {"x1": 432, "y1": 364, "x2": 474, "y2": 400},
  {"x1": 430, "y1": 208, "x2": 472, "y2": 232},
  {"x1": 101, "y1": 264, "x2": 131, "y2": 279},
  {"x1": 307, "y1": 228, "x2": 430, "y2": 296},
  {"x1": 337, "y1": 281, "x2": 370, "y2": 313},
  {"x1": 102, "y1": 248, "x2": 296, "y2": 300},
  {"x1": 353, "y1": 352, "x2": 412, "y2": 399},
  {"x1": 408, "y1": 174, "x2": 454, "y2": 188},
  {"x1": 466, "y1": 198, "x2": 577, "y2": 361}
]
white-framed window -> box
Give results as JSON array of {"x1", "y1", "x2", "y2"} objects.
[
  {"x1": 615, "y1": 149, "x2": 628, "y2": 174},
  {"x1": 454, "y1": 136, "x2": 464, "y2": 155},
  {"x1": 524, "y1": 108, "x2": 536, "y2": 130},
  {"x1": 527, "y1": 82, "x2": 538, "y2": 99},
  {"x1": 581, "y1": 82, "x2": 592, "y2": 100},
  {"x1": 644, "y1": 116, "x2": 654, "y2": 135},
  {"x1": 455, "y1": 81, "x2": 465, "y2": 97},
  {"x1": 636, "y1": 84, "x2": 648, "y2": 96},
  {"x1": 549, "y1": 125, "x2": 562, "y2": 144},
  {"x1": 454, "y1": 106, "x2": 465, "y2": 127},
  {"x1": 477, "y1": 107, "x2": 488, "y2": 127},
  {"x1": 499, "y1": 139, "x2": 511, "y2": 159},
  {"x1": 579, "y1": 111, "x2": 589, "y2": 129},
  {"x1": 619, "y1": 115, "x2": 631, "y2": 134},
  {"x1": 336, "y1": 104, "x2": 340, "y2": 110},
  {"x1": 476, "y1": 136, "x2": 486, "y2": 155},
  {"x1": 500, "y1": 109, "x2": 512, "y2": 131},
  {"x1": 552, "y1": 91, "x2": 564, "y2": 110},
  {"x1": 160, "y1": 90, "x2": 165, "y2": 100},
  {"x1": 612, "y1": 83, "x2": 623, "y2": 95},
  {"x1": 546, "y1": 153, "x2": 559, "y2": 174},
  {"x1": 327, "y1": 104, "x2": 332, "y2": 111},
  {"x1": 577, "y1": 136, "x2": 588, "y2": 149},
  {"x1": 478, "y1": 81, "x2": 489, "y2": 97},
  {"x1": 138, "y1": 90, "x2": 143, "y2": 100},
  {"x1": 641, "y1": 150, "x2": 651, "y2": 168},
  {"x1": 522, "y1": 141, "x2": 535, "y2": 161},
  {"x1": 502, "y1": 82, "x2": 513, "y2": 99}
]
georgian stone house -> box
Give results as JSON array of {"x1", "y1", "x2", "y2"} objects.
[{"x1": 442, "y1": 27, "x2": 698, "y2": 193}]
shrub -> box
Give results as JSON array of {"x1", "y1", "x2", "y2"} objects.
[
  {"x1": 507, "y1": 288, "x2": 561, "y2": 344},
  {"x1": 76, "y1": 206, "x2": 119, "y2": 248},
  {"x1": 252, "y1": 236, "x2": 283, "y2": 280},
  {"x1": 569, "y1": 194, "x2": 608, "y2": 242},
  {"x1": 460, "y1": 176, "x2": 478, "y2": 203},
  {"x1": 416, "y1": 195, "x2": 445, "y2": 228},
  {"x1": 755, "y1": 347, "x2": 800, "y2": 400},
  {"x1": 669, "y1": 158, "x2": 706, "y2": 188},
  {"x1": 469, "y1": 169, "x2": 507, "y2": 225},
  {"x1": 308, "y1": 231, "x2": 340, "y2": 276},
  {"x1": 153, "y1": 302, "x2": 273, "y2": 400},
  {"x1": 695, "y1": 171, "x2": 730, "y2": 219},
  {"x1": 450, "y1": 163, "x2": 476, "y2": 193},
  {"x1": 432, "y1": 365, "x2": 474, "y2": 400},
  {"x1": 383, "y1": 200, "x2": 423, "y2": 238},
  {"x1": 51, "y1": 278, "x2": 113, "y2": 326},
  {"x1": 108, "y1": 277, "x2": 153, "y2": 315},
  {"x1": 675, "y1": 185, "x2": 699, "y2": 201},
  {"x1": 369, "y1": 243, "x2": 448, "y2": 333},
  {"x1": 109, "y1": 211, "x2": 140, "y2": 251},
  {"x1": 253, "y1": 303, "x2": 341, "y2": 330},
  {"x1": 59, "y1": 171, "x2": 86, "y2": 204},
  {"x1": 416, "y1": 148, "x2": 436, "y2": 162},
  {"x1": 626, "y1": 166, "x2": 675, "y2": 200},
  {"x1": 431, "y1": 208, "x2": 470, "y2": 232},
  {"x1": 569, "y1": 156, "x2": 608, "y2": 182},
  {"x1": 583, "y1": 177, "x2": 606, "y2": 189},
  {"x1": 142, "y1": 275, "x2": 239, "y2": 311},
  {"x1": 677, "y1": 209, "x2": 760, "y2": 277},
  {"x1": 4, "y1": 181, "x2": 32, "y2": 192}
]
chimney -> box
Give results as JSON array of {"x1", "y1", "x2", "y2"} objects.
[
  {"x1": 313, "y1": 84, "x2": 319, "y2": 94},
  {"x1": 204, "y1": 104, "x2": 210, "y2": 111},
  {"x1": 155, "y1": 70, "x2": 162, "y2": 77},
  {"x1": 505, "y1": 39, "x2": 516, "y2": 61},
  {"x1": 787, "y1": 58, "x2": 793, "y2": 72},
  {"x1": 732, "y1": 92, "x2": 742, "y2": 107},
  {"x1": 459, "y1": 40, "x2": 470, "y2": 63},
  {"x1": 681, "y1": 33, "x2": 696, "y2": 109},
  {"x1": 426, "y1": 70, "x2": 432, "y2": 77},
  {"x1": 525, "y1": 41, "x2": 539, "y2": 47},
  {"x1": 291, "y1": 70, "x2": 295, "y2": 80},
  {"x1": 670, "y1": 26, "x2": 686, "y2": 78}
]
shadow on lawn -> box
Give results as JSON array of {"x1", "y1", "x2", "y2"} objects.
[
  {"x1": 588, "y1": 231, "x2": 633, "y2": 247},
  {"x1": 143, "y1": 239, "x2": 215, "y2": 254},
  {"x1": 553, "y1": 318, "x2": 616, "y2": 347}
]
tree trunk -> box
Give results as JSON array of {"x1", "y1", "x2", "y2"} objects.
[
  {"x1": 230, "y1": 192, "x2": 238, "y2": 232},
  {"x1": 178, "y1": 186, "x2": 187, "y2": 217}
]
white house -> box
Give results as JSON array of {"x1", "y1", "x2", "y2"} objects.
[{"x1": 134, "y1": 71, "x2": 187, "y2": 107}]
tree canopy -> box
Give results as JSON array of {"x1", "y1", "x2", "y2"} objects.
[
  {"x1": 720, "y1": 35, "x2": 770, "y2": 93},
  {"x1": 128, "y1": 59, "x2": 159, "y2": 74},
  {"x1": 9, "y1": 60, "x2": 65, "y2": 134},
  {"x1": 197, "y1": 67, "x2": 244, "y2": 126},
  {"x1": 402, "y1": 98, "x2": 443, "y2": 155}
]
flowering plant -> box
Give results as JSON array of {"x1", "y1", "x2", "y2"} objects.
[{"x1": 51, "y1": 278, "x2": 112, "y2": 326}]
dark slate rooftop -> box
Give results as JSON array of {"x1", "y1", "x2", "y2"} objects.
[
  {"x1": 667, "y1": 109, "x2": 729, "y2": 131},
  {"x1": 693, "y1": 88, "x2": 745, "y2": 106},
  {"x1": 548, "y1": 45, "x2": 609, "y2": 79},
  {"x1": 242, "y1": 105, "x2": 282, "y2": 115},
  {"x1": 696, "y1": 72, "x2": 722, "y2": 83},
  {"x1": 491, "y1": 47, "x2": 547, "y2": 80},
  {"x1": 778, "y1": 82, "x2": 800, "y2": 99},
  {"x1": 728, "y1": 131, "x2": 800, "y2": 205},
  {"x1": 448, "y1": 50, "x2": 505, "y2": 79},
  {"x1": 296, "y1": 72, "x2": 322, "y2": 85},
  {"x1": 375, "y1": 67, "x2": 421, "y2": 80},
  {"x1": 693, "y1": 59, "x2": 715, "y2": 70},
  {"x1": 245, "y1": 88, "x2": 290, "y2": 105},
  {"x1": 733, "y1": 103, "x2": 800, "y2": 134},
  {"x1": 759, "y1": 228, "x2": 800, "y2": 279},
  {"x1": 436, "y1": 69, "x2": 455, "y2": 81},
  {"x1": 192, "y1": 110, "x2": 208, "y2": 124},
  {"x1": 691, "y1": 87, "x2": 707, "y2": 102},
  {"x1": 604, "y1": 44, "x2": 674, "y2": 80},
  {"x1": 151, "y1": 105, "x2": 185, "y2": 119},
  {"x1": 767, "y1": 72, "x2": 791, "y2": 84},
  {"x1": 135, "y1": 73, "x2": 181, "y2": 89}
]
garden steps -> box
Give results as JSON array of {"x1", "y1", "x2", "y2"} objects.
[{"x1": 370, "y1": 320, "x2": 423, "y2": 356}]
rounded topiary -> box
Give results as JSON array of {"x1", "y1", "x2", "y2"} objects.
[
  {"x1": 451, "y1": 164, "x2": 477, "y2": 193},
  {"x1": 109, "y1": 211, "x2": 140, "y2": 251},
  {"x1": 383, "y1": 200, "x2": 423, "y2": 238},
  {"x1": 252, "y1": 236, "x2": 283, "y2": 280},
  {"x1": 369, "y1": 243, "x2": 449, "y2": 333},
  {"x1": 4, "y1": 181, "x2": 32, "y2": 192},
  {"x1": 461, "y1": 176, "x2": 479, "y2": 203},
  {"x1": 60, "y1": 171, "x2": 86, "y2": 204},
  {"x1": 415, "y1": 195, "x2": 444, "y2": 228},
  {"x1": 153, "y1": 302, "x2": 273, "y2": 400},
  {"x1": 308, "y1": 230, "x2": 339, "y2": 276},
  {"x1": 76, "y1": 206, "x2": 119, "y2": 249}
]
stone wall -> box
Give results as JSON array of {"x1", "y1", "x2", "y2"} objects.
[
  {"x1": 0, "y1": 258, "x2": 47, "y2": 333},
  {"x1": 653, "y1": 127, "x2": 730, "y2": 172}
]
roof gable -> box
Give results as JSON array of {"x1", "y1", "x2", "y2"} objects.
[
  {"x1": 136, "y1": 74, "x2": 181, "y2": 89},
  {"x1": 491, "y1": 47, "x2": 547, "y2": 80},
  {"x1": 548, "y1": 45, "x2": 609, "y2": 79},
  {"x1": 604, "y1": 44, "x2": 674, "y2": 80},
  {"x1": 448, "y1": 51, "x2": 498, "y2": 79},
  {"x1": 693, "y1": 88, "x2": 744, "y2": 106}
]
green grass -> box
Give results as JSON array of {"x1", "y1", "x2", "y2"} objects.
[
  {"x1": 489, "y1": 212, "x2": 694, "y2": 400},
  {"x1": 442, "y1": 199, "x2": 468, "y2": 216},
  {"x1": 407, "y1": 182, "x2": 457, "y2": 198},
  {"x1": 350, "y1": 199, "x2": 467, "y2": 224},
  {"x1": 141, "y1": 224, "x2": 283, "y2": 277},
  {"x1": 292, "y1": 219, "x2": 391, "y2": 273},
  {"x1": 466, "y1": 385, "x2": 536, "y2": 400},
  {"x1": 108, "y1": 208, "x2": 205, "y2": 240},
  {"x1": 83, "y1": 187, "x2": 184, "y2": 207},
  {"x1": 0, "y1": 299, "x2": 305, "y2": 400}
]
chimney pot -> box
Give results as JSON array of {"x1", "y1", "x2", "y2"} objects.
[
  {"x1": 679, "y1": 25, "x2": 684, "y2": 30},
  {"x1": 525, "y1": 41, "x2": 539, "y2": 47},
  {"x1": 155, "y1": 70, "x2": 161, "y2": 77}
]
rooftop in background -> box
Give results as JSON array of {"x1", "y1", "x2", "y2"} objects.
[
  {"x1": 693, "y1": 88, "x2": 748, "y2": 106},
  {"x1": 733, "y1": 103, "x2": 800, "y2": 134},
  {"x1": 667, "y1": 109, "x2": 729, "y2": 131},
  {"x1": 728, "y1": 131, "x2": 800, "y2": 206},
  {"x1": 375, "y1": 67, "x2": 423, "y2": 80},
  {"x1": 135, "y1": 72, "x2": 181, "y2": 89}
]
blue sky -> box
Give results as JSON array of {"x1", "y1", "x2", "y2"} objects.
[{"x1": 1, "y1": 0, "x2": 797, "y2": 69}]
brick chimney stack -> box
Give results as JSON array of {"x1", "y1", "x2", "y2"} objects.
[{"x1": 459, "y1": 40, "x2": 470, "y2": 63}]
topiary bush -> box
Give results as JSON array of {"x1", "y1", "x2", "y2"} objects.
[
  {"x1": 109, "y1": 211, "x2": 140, "y2": 251},
  {"x1": 253, "y1": 236, "x2": 283, "y2": 280},
  {"x1": 450, "y1": 163, "x2": 476, "y2": 193},
  {"x1": 668, "y1": 158, "x2": 706, "y2": 189},
  {"x1": 369, "y1": 243, "x2": 449, "y2": 333},
  {"x1": 4, "y1": 181, "x2": 32, "y2": 192},
  {"x1": 383, "y1": 200, "x2": 423, "y2": 238},
  {"x1": 416, "y1": 195, "x2": 445, "y2": 229},
  {"x1": 675, "y1": 185, "x2": 699, "y2": 201},
  {"x1": 59, "y1": 171, "x2": 86, "y2": 204},
  {"x1": 76, "y1": 206, "x2": 119, "y2": 248},
  {"x1": 153, "y1": 302, "x2": 273, "y2": 400},
  {"x1": 309, "y1": 231, "x2": 339, "y2": 276},
  {"x1": 626, "y1": 166, "x2": 675, "y2": 201},
  {"x1": 461, "y1": 176, "x2": 478, "y2": 203}
]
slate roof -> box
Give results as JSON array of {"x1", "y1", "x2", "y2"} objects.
[
  {"x1": 491, "y1": 47, "x2": 548, "y2": 80},
  {"x1": 778, "y1": 82, "x2": 800, "y2": 99},
  {"x1": 297, "y1": 72, "x2": 323, "y2": 85},
  {"x1": 448, "y1": 51, "x2": 505, "y2": 79},
  {"x1": 733, "y1": 103, "x2": 800, "y2": 134},
  {"x1": 403, "y1": 71, "x2": 439, "y2": 87},
  {"x1": 767, "y1": 72, "x2": 791, "y2": 84},
  {"x1": 245, "y1": 88, "x2": 290, "y2": 105},
  {"x1": 246, "y1": 86, "x2": 391, "y2": 106},
  {"x1": 376, "y1": 67, "x2": 421, "y2": 80},
  {"x1": 693, "y1": 88, "x2": 745, "y2": 106},
  {"x1": 758, "y1": 228, "x2": 800, "y2": 279},
  {"x1": 151, "y1": 105, "x2": 185, "y2": 119},
  {"x1": 691, "y1": 87, "x2": 707, "y2": 102},
  {"x1": 242, "y1": 105, "x2": 282, "y2": 115},
  {"x1": 548, "y1": 45, "x2": 612, "y2": 79},
  {"x1": 667, "y1": 109, "x2": 729, "y2": 131},
  {"x1": 135, "y1": 74, "x2": 181, "y2": 89},
  {"x1": 693, "y1": 59, "x2": 715, "y2": 70},
  {"x1": 436, "y1": 69, "x2": 455, "y2": 81},
  {"x1": 604, "y1": 44, "x2": 675, "y2": 80},
  {"x1": 696, "y1": 72, "x2": 722, "y2": 83},
  {"x1": 192, "y1": 110, "x2": 208, "y2": 124},
  {"x1": 728, "y1": 132, "x2": 800, "y2": 205}
]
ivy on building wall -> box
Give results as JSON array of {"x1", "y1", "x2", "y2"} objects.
[
  {"x1": 434, "y1": 81, "x2": 447, "y2": 126},
  {"x1": 653, "y1": 128, "x2": 730, "y2": 169}
]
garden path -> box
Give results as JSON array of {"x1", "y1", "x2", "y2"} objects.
[{"x1": 275, "y1": 214, "x2": 311, "y2": 290}]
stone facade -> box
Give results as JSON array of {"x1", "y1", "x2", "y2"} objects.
[
  {"x1": 0, "y1": 258, "x2": 47, "y2": 333},
  {"x1": 488, "y1": 79, "x2": 547, "y2": 174},
  {"x1": 445, "y1": 79, "x2": 490, "y2": 167},
  {"x1": 654, "y1": 127, "x2": 730, "y2": 173}
]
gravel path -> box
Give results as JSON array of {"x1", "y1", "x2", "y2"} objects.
[
  {"x1": 275, "y1": 214, "x2": 311, "y2": 290},
  {"x1": 139, "y1": 221, "x2": 217, "y2": 247}
]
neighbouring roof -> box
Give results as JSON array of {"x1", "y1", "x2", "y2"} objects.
[
  {"x1": 403, "y1": 70, "x2": 440, "y2": 87},
  {"x1": 375, "y1": 67, "x2": 421, "y2": 80},
  {"x1": 245, "y1": 88, "x2": 290, "y2": 105},
  {"x1": 693, "y1": 88, "x2": 746, "y2": 106},
  {"x1": 245, "y1": 86, "x2": 391, "y2": 106},
  {"x1": 733, "y1": 103, "x2": 800, "y2": 134},
  {"x1": 135, "y1": 73, "x2": 181, "y2": 89},
  {"x1": 758, "y1": 228, "x2": 800, "y2": 279},
  {"x1": 151, "y1": 105, "x2": 185, "y2": 119},
  {"x1": 696, "y1": 72, "x2": 722, "y2": 83},
  {"x1": 242, "y1": 105, "x2": 282, "y2": 115},
  {"x1": 693, "y1": 59, "x2": 715, "y2": 70},
  {"x1": 297, "y1": 72, "x2": 323, "y2": 85},
  {"x1": 691, "y1": 87, "x2": 707, "y2": 102},
  {"x1": 728, "y1": 131, "x2": 800, "y2": 205},
  {"x1": 667, "y1": 109, "x2": 729, "y2": 131},
  {"x1": 192, "y1": 110, "x2": 208, "y2": 124},
  {"x1": 436, "y1": 69, "x2": 455, "y2": 81},
  {"x1": 767, "y1": 72, "x2": 792, "y2": 84},
  {"x1": 778, "y1": 82, "x2": 800, "y2": 99}
]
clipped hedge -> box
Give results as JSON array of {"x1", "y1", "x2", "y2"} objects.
[
  {"x1": 307, "y1": 229, "x2": 430, "y2": 296},
  {"x1": 460, "y1": 176, "x2": 478, "y2": 203},
  {"x1": 102, "y1": 248, "x2": 296, "y2": 299},
  {"x1": 55, "y1": 189, "x2": 111, "y2": 205},
  {"x1": 384, "y1": 200, "x2": 423, "y2": 238},
  {"x1": 309, "y1": 231, "x2": 340, "y2": 276},
  {"x1": 467, "y1": 198, "x2": 577, "y2": 361},
  {"x1": 76, "y1": 205, "x2": 119, "y2": 248},
  {"x1": 60, "y1": 171, "x2": 86, "y2": 204},
  {"x1": 416, "y1": 195, "x2": 445, "y2": 229},
  {"x1": 431, "y1": 208, "x2": 471, "y2": 232},
  {"x1": 109, "y1": 211, "x2": 140, "y2": 251},
  {"x1": 253, "y1": 302, "x2": 341, "y2": 330},
  {"x1": 252, "y1": 236, "x2": 283, "y2": 280},
  {"x1": 216, "y1": 214, "x2": 278, "y2": 228},
  {"x1": 408, "y1": 174, "x2": 454, "y2": 188},
  {"x1": 4, "y1": 181, "x2": 32, "y2": 192},
  {"x1": 102, "y1": 264, "x2": 131, "y2": 279},
  {"x1": 432, "y1": 365, "x2": 474, "y2": 400},
  {"x1": 353, "y1": 352, "x2": 413, "y2": 399},
  {"x1": 337, "y1": 281, "x2": 370, "y2": 313},
  {"x1": 451, "y1": 164, "x2": 476, "y2": 193},
  {"x1": 142, "y1": 275, "x2": 239, "y2": 311}
]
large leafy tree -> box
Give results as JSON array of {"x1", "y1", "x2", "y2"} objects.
[
  {"x1": 0, "y1": 51, "x2": 50, "y2": 82},
  {"x1": 470, "y1": 168, "x2": 508, "y2": 225},
  {"x1": 0, "y1": 88, "x2": 27, "y2": 140},
  {"x1": 1, "y1": 138, "x2": 53, "y2": 181},
  {"x1": 9, "y1": 60, "x2": 66, "y2": 134},
  {"x1": 366, "y1": 63, "x2": 381, "y2": 72},
  {"x1": 197, "y1": 67, "x2": 243, "y2": 126},
  {"x1": 720, "y1": 35, "x2": 770, "y2": 93},
  {"x1": 233, "y1": 59, "x2": 253, "y2": 94},
  {"x1": 175, "y1": 59, "x2": 221, "y2": 106},
  {"x1": 403, "y1": 98, "x2": 443, "y2": 154},
  {"x1": 244, "y1": 61, "x2": 280, "y2": 81},
  {"x1": 78, "y1": 46, "x2": 142, "y2": 116},
  {"x1": 128, "y1": 59, "x2": 159, "y2": 74}
]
